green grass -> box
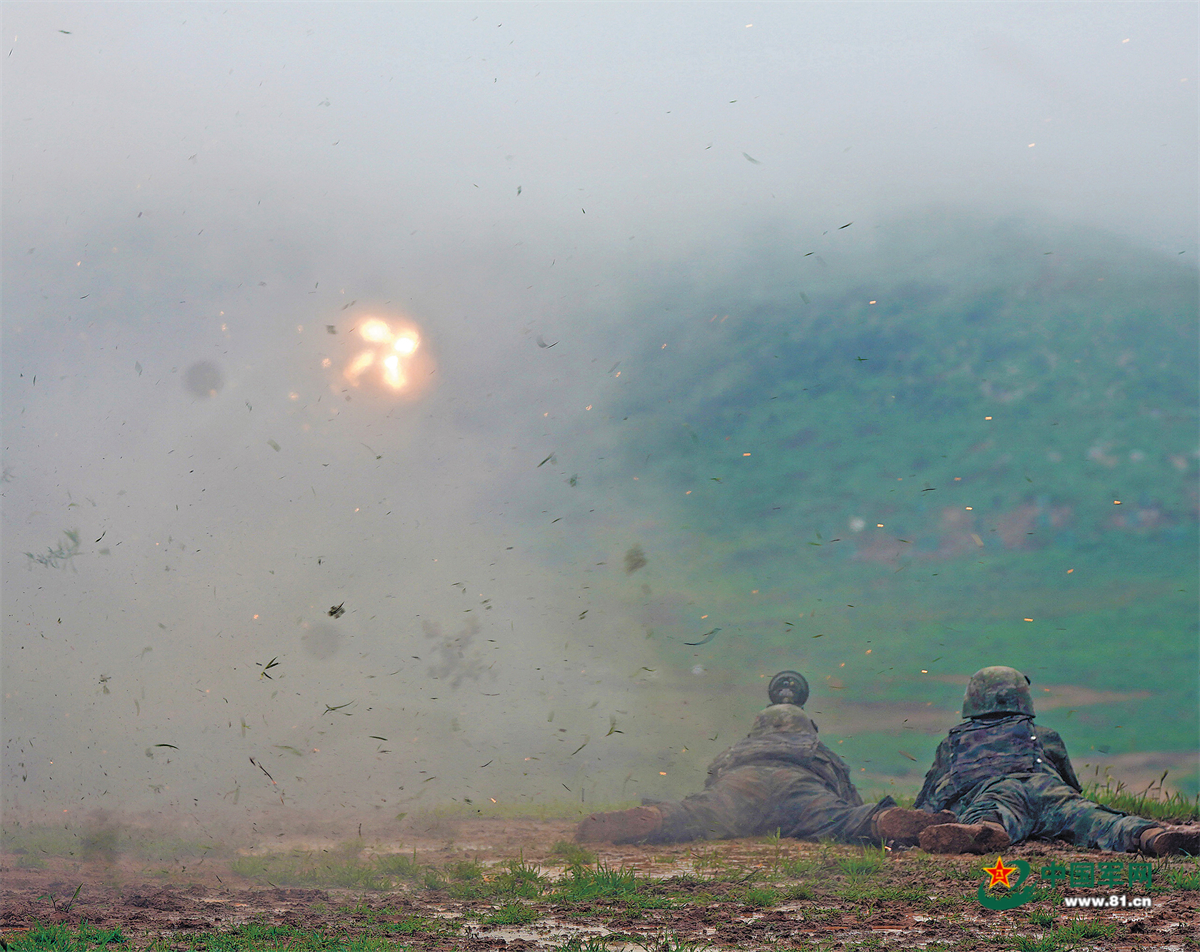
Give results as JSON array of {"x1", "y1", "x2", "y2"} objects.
[
  {"x1": 733, "y1": 885, "x2": 781, "y2": 908},
  {"x1": 445, "y1": 858, "x2": 486, "y2": 882},
  {"x1": 837, "y1": 846, "x2": 886, "y2": 881},
  {"x1": 837, "y1": 882, "x2": 930, "y2": 903},
  {"x1": 779, "y1": 855, "x2": 826, "y2": 879},
  {"x1": 5, "y1": 924, "x2": 125, "y2": 951},
  {"x1": 553, "y1": 939, "x2": 621, "y2": 952},
  {"x1": 685, "y1": 846, "x2": 728, "y2": 876},
  {"x1": 372, "y1": 850, "x2": 422, "y2": 880},
  {"x1": 629, "y1": 932, "x2": 716, "y2": 952},
  {"x1": 489, "y1": 857, "x2": 545, "y2": 897},
  {"x1": 229, "y1": 842, "x2": 545, "y2": 895},
  {"x1": 1151, "y1": 856, "x2": 1200, "y2": 891},
  {"x1": 552, "y1": 863, "x2": 642, "y2": 902},
  {"x1": 1085, "y1": 774, "x2": 1200, "y2": 823},
  {"x1": 1026, "y1": 909, "x2": 1056, "y2": 928},
  {"x1": 1, "y1": 821, "x2": 224, "y2": 866},
  {"x1": 550, "y1": 840, "x2": 598, "y2": 866},
  {"x1": 479, "y1": 902, "x2": 541, "y2": 926},
  {"x1": 231, "y1": 851, "x2": 389, "y2": 891},
  {"x1": 1010, "y1": 921, "x2": 1118, "y2": 952},
  {"x1": 230, "y1": 841, "x2": 433, "y2": 891},
  {"x1": 379, "y1": 915, "x2": 460, "y2": 937}
]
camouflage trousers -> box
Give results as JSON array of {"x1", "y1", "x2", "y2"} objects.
[
  {"x1": 650, "y1": 764, "x2": 894, "y2": 844},
  {"x1": 956, "y1": 772, "x2": 1157, "y2": 852}
]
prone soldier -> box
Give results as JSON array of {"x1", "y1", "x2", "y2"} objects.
[
  {"x1": 577, "y1": 671, "x2": 953, "y2": 846},
  {"x1": 915, "y1": 666, "x2": 1199, "y2": 856}
]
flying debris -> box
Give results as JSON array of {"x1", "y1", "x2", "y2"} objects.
[
  {"x1": 257, "y1": 657, "x2": 280, "y2": 679},
  {"x1": 323, "y1": 701, "x2": 353, "y2": 715},
  {"x1": 328, "y1": 601, "x2": 346, "y2": 618},
  {"x1": 536, "y1": 335, "x2": 558, "y2": 348},
  {"x1": 741, "y1": 152, "x2": 762, "y2": 164},
  {"x1": 684, "y1": 627, "x2": 721, "y2": 646}
]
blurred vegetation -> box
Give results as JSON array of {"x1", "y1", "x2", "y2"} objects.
[{"x1": 0, "y1": 820, "x2": 221, "y2": 865}]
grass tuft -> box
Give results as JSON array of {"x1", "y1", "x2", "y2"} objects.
[
  {"x1": 550, "y1": 839, "x2": 597, "y2": 866},
  {"x1": 553, "y1": 938, "x2": 622, "y2": 952},
  {"x1": 1145, "y1": 855, "x2": 1200, "y2": 891},
  {"x1": 1012, "y1": 920, "x2": 1119, "y2": 952},
  {"x1": 489, "y1": 856, "x2": 545, "y2": 898},
  {"x1": 1026, "y1": 908, "x2": 1056, "y2": 928},
  {"x1": 553, "y1": 863, "x2": 641, "y2": 902},
  {"x1": 734, "y1": 885, "x2": 781, "y2": 908},
  {"x1": 480, "y1": 902, "x2": 541, "y2": 926},
  {"x1": 838, "y1": 845, "x2": 886, "y2": 881},
  {"x1": 15, "y1": 923, "x2": 127, "y2": 950},
  {"x1": 1085, "y1": 771, "x2": 1200, "y2": 824}
]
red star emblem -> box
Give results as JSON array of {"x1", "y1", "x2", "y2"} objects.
[{"x1": 982, "y1": 855, "x2": 1019, "y2": 889}]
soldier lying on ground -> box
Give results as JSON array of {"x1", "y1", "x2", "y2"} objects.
[
  {"x1": 577, "y1": 671, "x2": 952, "y2": 847},
  {"x1": 914, "y1": 666, "x2": 1199, "y2": 856}
]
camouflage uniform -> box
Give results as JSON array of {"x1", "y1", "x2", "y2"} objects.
[
  {"x1": 644, "y1": 705, "x2": 895, "y2": 844},
  {"x1": 915, "y1": 670, "x2": 1156, "y2": 852}
]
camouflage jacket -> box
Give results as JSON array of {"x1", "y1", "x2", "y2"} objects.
[
  {"x1": 914, "y1": 714, "x2": 1082, "y2": 813},
  {"x1": 705, "y1": 731, "x2": 863, "y2": 805}
]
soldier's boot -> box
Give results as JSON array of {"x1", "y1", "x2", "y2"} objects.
[
  {"x1": 576, "y1": 806, "x2": 663, "y2": 844},
  {"x1": 919, "y1": 821, "x2": 1010, "y2": 854},
  {"x1": 1139, "y1": 825, "x2": 1200, "y2": 856},
  {"x1": 871, "y1": 808, "x2": 957, "y2": 846}
]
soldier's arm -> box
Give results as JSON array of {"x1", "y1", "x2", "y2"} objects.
[
  {"x1": 913, "y1": 737, "x2": 952, "y2": 811},
  {"x1": 1037, "y1": 726, "x2": 1083, "y2": 792}
]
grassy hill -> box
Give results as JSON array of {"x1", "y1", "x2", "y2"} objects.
[{"x1": 558, "y1": 215, "x2": 1199, "y2": 791}]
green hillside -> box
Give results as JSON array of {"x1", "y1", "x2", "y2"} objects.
[
  {"x1": 605, "y1": 219, "x2": 1197, "y2": 556},
  {"x1": 568, "y1": 217, "x2": 1199, "y2": 790}
]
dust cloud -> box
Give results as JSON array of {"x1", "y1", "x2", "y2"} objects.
[{"x1": 3, "y1": 3, "x2": 1195, "y2": 840}]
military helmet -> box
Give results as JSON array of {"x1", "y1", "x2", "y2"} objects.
[
  {"x1": 749, "y1": 704, "x2": 818, "y2": 737},
  {"x1": 768, "y1": 670, "x2": 810, "y2": 707},
  {"x1": 962, "y1": 666, "x2": 1034, "y2": 718}
]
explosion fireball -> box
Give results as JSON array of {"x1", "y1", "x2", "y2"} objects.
[{"x1": 342, "y1": 317, "x2": 430, "y2": 394}]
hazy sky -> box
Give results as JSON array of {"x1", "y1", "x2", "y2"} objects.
[{"x1": 3, "y1": 3, "x2": 1196, "y2": 824}]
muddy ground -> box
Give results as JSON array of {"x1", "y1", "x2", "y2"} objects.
[{"x1": 2, "y1": 817, "x2": 1198, "y2": 951}]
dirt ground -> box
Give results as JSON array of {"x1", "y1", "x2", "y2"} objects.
[{"x1": 2, "y1": 817, "x2": 1198, "y2": 951}]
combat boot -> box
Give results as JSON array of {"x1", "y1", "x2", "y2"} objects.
[
  {"x1": 919, "y1": 821, "x2": 1010, "y2": 854},
  {"x1": 871, "y1": 808, "x2": 957, "y2": 846},
  {"x1": 576, "y1": 806, "x2": 663, "y2": 844},
  {"x1": 1139, "y1": 825, "x2": 1200, "y2": 856}
]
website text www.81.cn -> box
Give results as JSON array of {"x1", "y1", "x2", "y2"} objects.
[{"x1": 1062, "y1": 894, "x2": 1152, "y2": 909}]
